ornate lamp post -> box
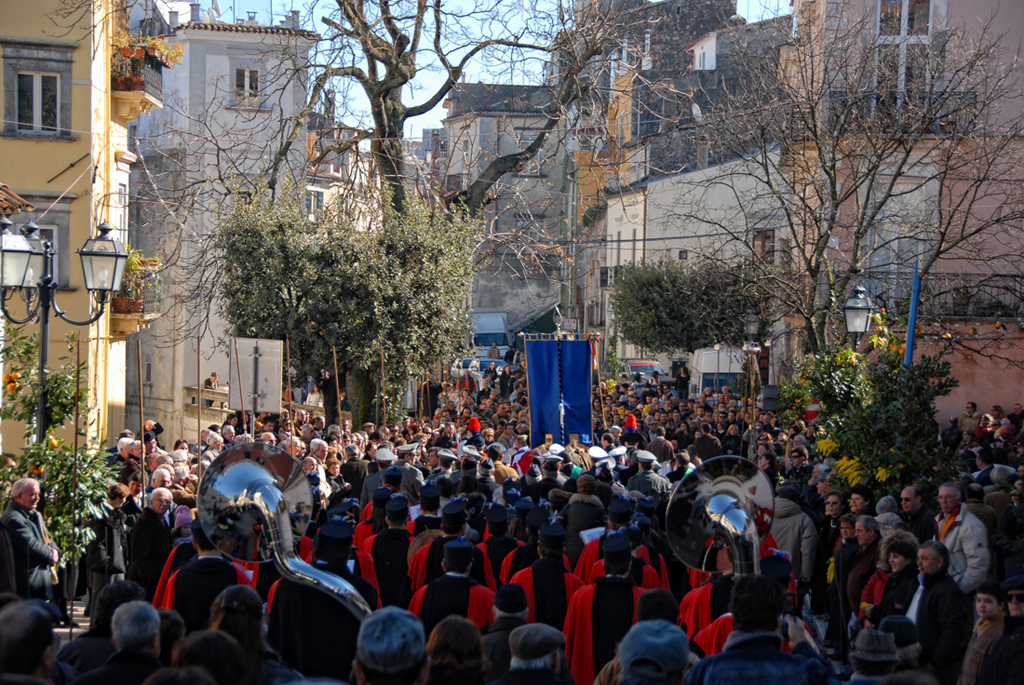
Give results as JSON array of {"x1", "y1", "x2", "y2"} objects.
[
  {"x1": 843, "y1": 285, "x2": 875, "y2": 351},
  {"x1": 0, "y1": 218, "x2": 128, "y2": 443}
]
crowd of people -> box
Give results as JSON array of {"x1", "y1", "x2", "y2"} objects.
[{"x1": 1, "y1": 353, "x2": 1023, "y2": 685}]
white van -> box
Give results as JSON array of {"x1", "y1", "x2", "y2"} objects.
[
  {"x1": 687, "y1": 347, "x2": 746, "y2": 399},
  {"x1": 471, "y1": 309, "x2": 510, "y2": 357}
]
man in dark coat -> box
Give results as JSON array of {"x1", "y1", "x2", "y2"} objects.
[
  {"x1": 86, "y1": 484, "x2": 129, "y2": 618},
  {"x1": 508, "y1": 521, "x2": 584, "y2": 628},
  {"x1": 268, "y1": 520, "x2": 376, "y2": 678},
  {"x1": 476, "y1": 504, "x2": 522, "y2": 590},
  {"x1": 901, "y1": 486, "x2": 937, "y2": 544},
  {"x1": 361, "y1": 495, "x2": 414, "y2": 607},
  {"x1": 126, "y1": 488, "x2": 174, "y2": 601},
  {"x1": 693, "y1": 422, "x2": 723, "y2": 462},
  {"x1": 408, "y1": 500, "x2": 487, "y2": 590},
  {"x1": 979, "y1": 574, "x2": 1024, "y2": 685},
  {"x1": 481, "y1": 584, "x2": 529, "y2": 681},
  {"x1": 0, "y1": 600, "x2": 57, "y2": 685},
  {"x1": 407, "y1": 538, "x2": 495, "y2": 635},
  {"x1": 912, "y1": 540, "x2": 967, "y2": 685},
  {"x1": 563, "y1": 532, "x2": 643, "y2": 685},
  {"x1": 157, "y1": 519, "x2": 253, "y2": 633},
  {"x1": 1, "y1": 478, "x2": 58, "y2": 599},
  {"x1": 487, "y1": 623, "x2": 568, "y2": 685},
  {"x1": 69, "y1": 600, "x2": 163, "y2": 685}
]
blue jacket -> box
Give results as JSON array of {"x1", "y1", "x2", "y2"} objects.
[{"x1": 686, "y1": 631, "x2": 838, "y2": 685}]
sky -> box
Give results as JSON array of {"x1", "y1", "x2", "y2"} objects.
[{"x1": 217, "y1": 0, "x2": 791, "y2": 140}]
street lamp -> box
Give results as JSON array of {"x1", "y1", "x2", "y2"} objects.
[
  {"x1": 742, "y1": 311, "x2": 761, "y2": 459},
  {"x1": 0, "y1": 219, "x2": 129, "y2": 443},
  {"x1": 843, "y1": 285, "x2": 875, "y2": 351},
  {"x1": 713, "y1": 342, "x2": 721, "y2": 395}
]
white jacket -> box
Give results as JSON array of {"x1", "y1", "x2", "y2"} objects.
[{"x1": 935, "y1": 507, "x2": 990, "y2": 593}]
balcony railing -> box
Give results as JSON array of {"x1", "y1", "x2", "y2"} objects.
[
  {"x1": 112, "y1": 49, "x2": 163, "y2": 101},
  {"x1": 859, "y1": 270, "x2": 1024, "y2": 318}
]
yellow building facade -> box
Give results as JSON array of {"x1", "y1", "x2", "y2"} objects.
[{"x1": 0, "y1": 0, "x2": 162, "y2": 450}]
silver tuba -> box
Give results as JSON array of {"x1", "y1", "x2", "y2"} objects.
[
  {"x1": 664, "y1": 455, "x2": 775, "y2": 575},
  {"x1": 195, "y1": 442, "x2": 372, "y2": 619}
]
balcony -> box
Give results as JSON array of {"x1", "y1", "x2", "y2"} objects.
[
  {"x1": 111, "y1": 49, "x2": 163, "y2": 122},
  {"x1": 109, "y1": 271, "x2": 160, "y2": 338},
  {"x1": 860, "y1": 271, "x2": 1024, "y2": 319}
]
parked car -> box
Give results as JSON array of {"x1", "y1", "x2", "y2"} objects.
[
  {"x1": 448, "y1": 358, "x2": 507, "y2": 386},
  {"x1": 616, "y1": 359, "x2": 667, "y2": 383}
]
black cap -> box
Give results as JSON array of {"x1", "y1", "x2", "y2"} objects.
[
  {"x1": 538, "y1": 521, "x2": 565, "y2": 548},
  {"x1": 603, "y1": 532, "x2": 632, "y2": 566},
  {"x1": 441, "y1": 500, "x2": 468, "y2": 528},
  {"x1": 384, "y1": 465, "x2": 403, "y2": 487},
  {"x1": 761, "y1": 555, "x2": 793, "y2": 587},
  {"x1": 514, "y1": 497, "x2": 534, "y2": 520},
  {"x1": 462, "y1": 458, "x2": 478, "y2": 471},
  {"x1": 327, "y1": 498, "x2": 360, "y2": 522},
  {"x1": 636, "y1": 497, "x2": 655, "y2": 516},
  {"x1": 504, "y1": 487, "x2": 522, "y2": 507},
  {"x1": 190, "y1": 518, "x2": 212, "y2": 548},
  {"x1": 372, "y1": 487, "x2": 392, "y2": 508},
  {"x1": 526, "y1": 505, "x2": 549, "y2": 529},
  {"x1": 144, "y1": 431, "x2": 157, "y2": 442},
  {"x1": 631, "y1": 513, "x2": 651, "y2": 534},
  {"x1": 386, "y1": 494, "x2": 410, "y2": 522},
  {"x1": 419, "y1": 484, "x2": 440, "y2": 511},
  {"x1": 609, "y1": 498, "x2": 634, "y2": 524},
  {"x1": 316, "y1": 520, "x2": 355, "y2": 562},
  {"x1": 443, "y1": 537, "x2": 474, "y2": 568},
  {"x1": 625, "y1": 525, "x2": 644, "y2": 545},
  {"x1": 494, "y1": 583, "x2": 528, "y2": 614},
  {"x1": 486, "y1": 504, "x2": 510, "y2": 525}
]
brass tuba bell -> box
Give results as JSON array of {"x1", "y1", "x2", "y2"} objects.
[
  {"x1": 195, "y1": 442, "x2": 372, "y2": 619},
  {"x1": 664, "y1": 455, "x2": 775, "y2": 575}
]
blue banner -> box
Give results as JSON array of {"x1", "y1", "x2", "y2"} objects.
[
  {"x1": 526, "y1": 338, "x2": 561, "y2": 448},
  {"x1": 560, "y1": 340, "x2": 593, "y2": 445}
]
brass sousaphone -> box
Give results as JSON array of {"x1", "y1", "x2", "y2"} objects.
[
  {"x1": 664, "y1": 455, "x2": 775, "y2": 575},
  {"x1": 195, "y1": 442, "x2": 372, "y2": 618}
]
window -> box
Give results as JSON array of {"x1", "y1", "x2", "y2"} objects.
[
  {"x1": 875, "y1": 0, "x2": 930, "y2": 110},
  {"x1": 35, "y1": 225, "x2": 61, "y2": 280},
  {"x1": 17, "y1": 73, "x2": 59, "y2": 133},
  {"x1": 678, "y1": 250, "x2": 688, "y2": 260},
  {"x1": 753, "y1": 227, "x2": 775, "y2": 263},
  {"x1": 513, "y1": 128, "x2": 542, "y2": 175},
  {"x1": 235, "y1": 68, "x2": 259, "y2": 107},
  {"x1": 642, "y1": 31, "x2": 652, "y2": 71},
  {"x1": 306, "y1": 190, "x2": 324, "y2": 219},
  {"x1": 1, "y1": 37, "x2": 74, "y2": 137}
]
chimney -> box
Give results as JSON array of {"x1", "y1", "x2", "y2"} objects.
[
  {"x1": 168, "y1": 10, "x2": 178, "y2": 26},
  {"x1": 697, "y1": 134, "x2": 709, "y2": 170},
  {"x1": 247, "y1": 11, "x2": 257, "y2": 25},
  {"x1": 189, "y1": 3, "x2": 200, "y2": 22}
]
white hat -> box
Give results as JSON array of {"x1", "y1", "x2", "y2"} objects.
[
  {"x1": 609, "y1": 446, "x2": 627, "y2": 458},
  {"x1": 460, "y1": 444, "x2": 480, "y2": 458},
  {"x1": 375, "y1": 448, "x2": 397, "y2": 463},
  {"x1": 635, "y1": 450, "x2": 657, "y2": 463},
  {"x1": 548, "y1": 443, "x2": 566, "y2": 456},
  {"x1": 588, "y1": 446, "x2": 609, "y2": 460}
]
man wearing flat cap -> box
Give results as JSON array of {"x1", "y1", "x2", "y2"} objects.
[
  {"x1": 395, "y1": 442, "x2": 426, "y2": 504},
  {"x1": 410, "y1": 483, "x2": 443, "y2": 536},
  {"x1": 508, "y1": 520, "x2": 585, "y2": 629},
  {"x1": 626, "y1": 450, "x2": 672, "y2": 508},
  {"x1": 354, "y1": 606, "x2": 430, "y2": 685},
  {"x1": 408, "y1": 500, "x2": 488, "y2": 591},
  {"x1": 360, "y1": 495, "x2": 415, "y2": 608},
  {"x1": 564, "y1": 531, "x2": 644, "y2": 685},
  {"x1": 359, "y1": 448, "x2": 399, "y2": 509},
  {"x1": 487, "y1": 623, "x2": 567, "y2": 685},
  {"x1": 408, "y1": 538, "x2": 495, "y2": 635},
  {"x1": 477, "y1": 503, "x2": 523, "y2": 591}
]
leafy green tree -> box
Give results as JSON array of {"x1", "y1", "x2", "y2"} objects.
[
  {"x1": 609, "y1": 259, "x2": 772, "y2": 356},
  {"x1": 808, "y1": 319, "x2": 958, "y2": 500},
  {"x1": 1, "y1": 326, "x2": 117, "y2": 565},
  {"x1": 216, "y1": 181, "x2": 480, "y2": 424}
]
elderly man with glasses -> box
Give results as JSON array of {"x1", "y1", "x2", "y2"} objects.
[{"x1": 900, "y1": 485, "x2": 937, "y2": 544}]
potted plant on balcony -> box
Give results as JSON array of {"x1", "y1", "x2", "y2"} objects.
[{"x1": 112, "y1": 246, "x2": 160, "y2": 314}]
